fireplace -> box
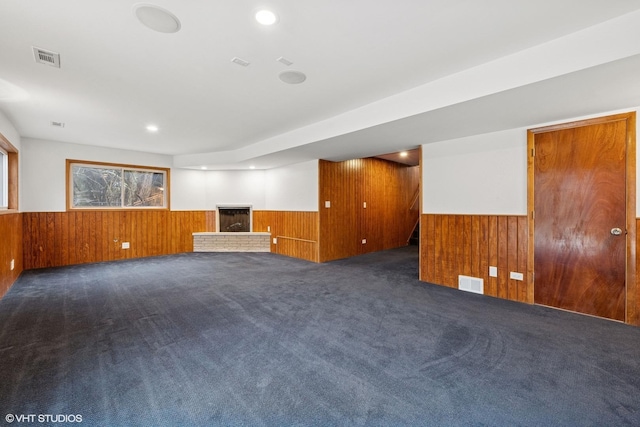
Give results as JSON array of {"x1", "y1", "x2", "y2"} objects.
[{"x1": 216, "y1": 205, "x2": 252, "y2": 232}]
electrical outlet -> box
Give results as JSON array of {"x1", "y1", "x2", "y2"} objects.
[
  {"x1": 10, "y1": 259, "x2": 14, "y2": 271},
  {"x1": 122, "y1": 242, "x2": 130, "y2": 249},
  {"x1": 267, "y1": 226, "x2": 271, "y2": 232},
  {"x1": 510, "y1": 272, "x2": 524, "y2": 281},
  {"x1": 489, "y1": 266, "x2": 497, "y2": 277},
  {"x1": 273, "y1": 238, "x2": 277, "y2": 244},
  {"x1": 363, "y1": 202, "x2": 367, "y2": 208}
]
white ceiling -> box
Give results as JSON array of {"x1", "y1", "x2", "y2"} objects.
[{"x1": 2, "y1": 0, "x2": 640, "y2": 170}]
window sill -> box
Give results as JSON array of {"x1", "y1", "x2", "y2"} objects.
[{"x1": 0, "y1": 209, "x2": 19, "y2": 216}]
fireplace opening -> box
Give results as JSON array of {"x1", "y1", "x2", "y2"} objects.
[{"x1": 217, "y1": 206, "x2": 252, "y2": 232}]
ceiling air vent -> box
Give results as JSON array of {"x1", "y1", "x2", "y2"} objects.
[
  {"x1": 33, "y1": 47, "x2": 61, "y2": 68},
  {"x1": 276, "y1": 56, "x2": 293, "y2": 66},
  {"x1": 231, "y1": 57, "x2": 250, "y2": 67}
]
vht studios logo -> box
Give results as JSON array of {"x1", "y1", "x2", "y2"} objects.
[{"x1": 5, "y1": 414, "x2": 83, "y2": 423}]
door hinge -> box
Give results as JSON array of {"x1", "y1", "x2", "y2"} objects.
[
  {"x1": 531, "y1": 210, "x2": 535, "y2": 220},
  {"x1": 531, "y1": 148, "x2": 535, "y2": 157}
]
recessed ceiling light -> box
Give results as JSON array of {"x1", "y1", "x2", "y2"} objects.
[
  {"x1": 255, "y1": 9, "x2": 278, "y2": 25},
  {"x1": 249, "y1": 165, "x2": 256, "y2": 169},
  {"x1": 201, "y1": 166, "x2": 207, "y2": 170},
  {"x1": 133, "y1": 4, "x2": 181, "y2": 33},
  {"x1": 146, "y1": 124, "x2": 159, "y2": 132},
  {"x1": 400, "y1": 151, "x2": 408, "y2": 157}
]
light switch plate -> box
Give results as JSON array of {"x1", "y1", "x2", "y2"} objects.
[
  {"x1": 489, "y1": 266, "x2": 497, "y2": 277},
  {"x1": 325, "y1": 201, "x2": 331, "y2": 208}
]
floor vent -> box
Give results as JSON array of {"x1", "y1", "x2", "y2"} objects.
[
  {"x1": 33, "y1": 47, "x2": 61, "y2": 68},
  {"x1": 458, "y1": 275, "x2": 484, "y2": 295}
]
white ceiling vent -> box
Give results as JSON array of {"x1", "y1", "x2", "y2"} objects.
[
  {"x1": 33, "y1": 47, "x2": 60, "y2": 68},
  {"x1": 277, "y1": 56, "x2": 293, "y2": 66},
  {"x1": 231, "y1": 57, "x2": 250, "y2": 67}
]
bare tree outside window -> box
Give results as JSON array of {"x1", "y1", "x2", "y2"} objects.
[
  {"x1": 72, "y1": 166, "x2": 122, "y2": 207},
  {"x1": 68, "y1": 161, "x2": 168, "y2": 209},
  {"x1": 124, "y1": 170, "x2": 165, "y2": 207}
]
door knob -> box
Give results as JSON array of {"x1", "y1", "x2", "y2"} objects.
[{"x1": 610, "y1": 227, "x2": 623, "y2": 236}]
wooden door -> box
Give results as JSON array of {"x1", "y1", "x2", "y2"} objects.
[{"x1": 532, "y1": 117, "x2": 629, "y2": 321}]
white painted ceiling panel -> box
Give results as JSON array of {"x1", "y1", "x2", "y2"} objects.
[{"x1": 1, "y1": 0, "x2": 640, "y2": 169}]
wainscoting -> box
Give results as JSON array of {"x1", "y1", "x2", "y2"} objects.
[
  {"x1": 0, "y1": 212, "x2": 23, "y2": 299},
  {"x1": 22, "y1": 211, "x2": 216, "y2": 269},
  {"x1": 420, "y1": 214, "x2": 530, "y2": 303},
  {"x1": 318, "y1": 158, "x2": 420, "y2": 262},
  {"x1": 254, "y1": 211, "x2": 319, "y2": 262},
  {"x1": 420, "y1": 214, "x2": 640, "y2": 325},
  {"x1": 6, "y1": 210, "x2": 640, "y2": 325},
  {"x1": 21, "y1": 210, "x2": 320, "y2": 269}
]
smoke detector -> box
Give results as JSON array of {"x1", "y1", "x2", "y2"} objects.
[
  {"x1": 279, "y1": 70, "x2": 307, "y2": 84},
  {"x1": 33, "y1": 47, "x2": 60, "y2": 68},
  {"x1": 133, "y1": 3, "x2": 181, "y2": 33}
]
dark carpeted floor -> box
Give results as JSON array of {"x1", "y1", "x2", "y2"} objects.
[{"x1": 1, "y1": 246, "x2": 639, "y2": 426}]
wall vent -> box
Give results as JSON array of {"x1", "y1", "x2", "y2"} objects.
[
  {"x1": 458, "y1": 275, "x2": 484, "y2": 295},
  {"x1": 33, "y1": 47, "x2": 61, "y2": 68}
]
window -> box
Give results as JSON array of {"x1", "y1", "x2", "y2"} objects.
[
  {"x1": 0, "y1": 133, "x2": 17, "y2": 211},
  {"x1": 67, "y1": 160, "x2": 169, "y2": 209},
  {"x1": 0, "y1": 148, "x2": 7, "y2": 209}
]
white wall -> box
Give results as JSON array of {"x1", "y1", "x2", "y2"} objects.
[
  {"x1": 423, "y1": 128, "x2": 527, "y2": 215},
  {"x1": 22, "y1": 138, "x2": 172, "y2": 212},
  {"x1": 204, "y1": 170, "x2": 266, "y2": 210},
  {"x1": 170, "y1": 168, "x2": 207, "y2": 210},
  {"x1": 265, "y1": 160, "x2": 318, "y2": 211},
  {"x1": 0, "y1": 112, "x2": 20, "y2": 150},
  {"x1": 20, "y1": 138, "x2": 321, "y2": 212},
  {"x1": 422, "y1": 107, "x2": 640, "y2": 216}
]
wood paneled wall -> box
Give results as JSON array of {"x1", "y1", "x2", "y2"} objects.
[
  {"x1": 319, "y1": 159, "x2": 420, "y2": 262},
  {"x1": 254, "y1": 211, "x2": 319, "y2": 262},
  {"x1": 632, "y1": 218, "x2": 640, "y2": 325},
  {"x1": 420, "y1": 214, "x2": 530, "y2": 303},
  {"x1": 23, "y1": 210, "x2": 215, "y2": 269},
  {"x1": 0, "y1": 213, "x2": 23, "y2": 298}
]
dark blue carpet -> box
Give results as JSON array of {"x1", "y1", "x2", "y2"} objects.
[{"x1": 1, "y1": 247, "x2": 639, "y2": 426}]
